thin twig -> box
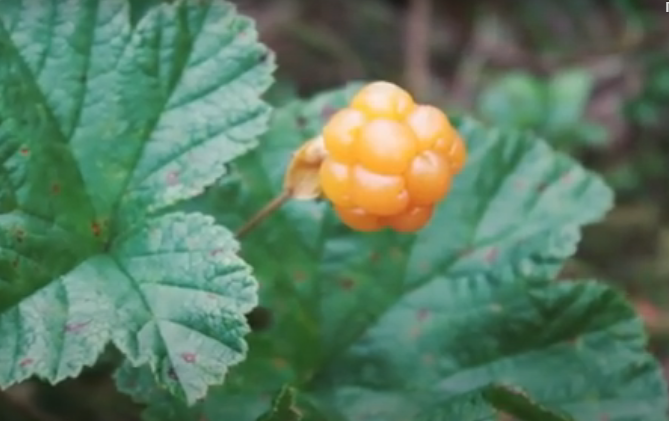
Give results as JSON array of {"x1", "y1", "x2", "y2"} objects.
[
  {"x1": 404, "y1": 0, "x2": 432, "y2": 101},
  {"x1": 235, "y1": 190, "x2": 292, "y2": 239}
]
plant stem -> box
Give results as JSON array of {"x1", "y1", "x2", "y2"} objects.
[
  {"x1": 404, "y1": 0, "x2": 432, "y2": 101},
  {"x1": 235, "y1": 190, "x2": 292, "y2": 239}
]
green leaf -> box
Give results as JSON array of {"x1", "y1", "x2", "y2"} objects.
[
  {"x1": 256, "y1": 385, "x2": 302, "y2": 421},
  {"x1": 315, "y1": 277, "x2": 668, "y2": 421},
  {"x1": 0, "y1": 0, "x2": 273, "y2": 403},
  {"x1": 1, "y1": 212, "x2": 257, "y2": 403},
  {"x1": 161, "y1": 84, "x2": 668, "y2": 420},
  {"x1": 1, "y1": 0, "x2": 273, "y2": 231}
]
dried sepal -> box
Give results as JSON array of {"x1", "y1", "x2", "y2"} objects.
[{"x1": 283, "y1": 135, "x2": 328, "y2": 200}]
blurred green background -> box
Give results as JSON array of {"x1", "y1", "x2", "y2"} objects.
[{"x1": 3, "y1": 0, "x2": 669, "y2": 419}]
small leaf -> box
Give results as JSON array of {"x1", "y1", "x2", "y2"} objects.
[{"x1": 256, "y1": 386, "x2": 303, "y2": 421}]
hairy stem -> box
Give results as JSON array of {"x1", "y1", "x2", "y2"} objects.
[{"x1": 235, "y1": 190, "x2": 292, "y2": 239}]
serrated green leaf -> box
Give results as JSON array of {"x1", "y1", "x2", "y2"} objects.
[
  {"x1": 1, "y1": 212, "x2": 257, "y2": 403},
  {"x1": 0, "y1": 0, "x2": 273, "y2": 231},
  {"x1": 315, "y1": 277, "x2": 668, "y2": 421},
  {"x1": 0, "y1": 0, "x2": 272, "y2": 404}
]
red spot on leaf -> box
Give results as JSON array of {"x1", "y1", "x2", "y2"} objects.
[
  {"x1": 339, "y1": 278, "x2": 355, "y2": 290},
  {"x1": 600, "y1": 415, "x2": 609, "y2": 421},
  {"x1": 19, "y1": 147, "x2": 29, "y2": 155},
  {"x1": 65, "y1": 321, "x2": 90, "y2": 333},
  {"x1": 51, "y1": 183, "x2": 61, "y2": 194},
  {"x1": 11, "y1": 257, "x2": 19, "y2": 268},
  {"x1": 14, "y1": 229, "x2": 24, "y2": 242},
  {"x1": 514, "y1": 180, "x2": 526, "y2": 190},
  {"x1": 536, "y1": 182, "x2": 547, "y2": 192},
  {"x1": 417, "y1": 308, "x2": 429, "y2": 321},
  {"x1": 484, "y1": 247, "x2": 498, "y2": 264},
  {"x1": 181, "y1": 352, "x2": 196, "y2": 363},
  {"x1": 91, "y1": 221, "x2": 102, "y2": 237},
  {"x1": 19, "y1": 358, "x2": 33, "y2": 367},
  {"x1": 561, "y1": 172, "x2": 573, "y2": 184},
  {"x1": 321, "y1": 106, "x2": 337, "y2": 120},
  {"x1": 369, "y1": 252, "x2": 380, "y2": 263},
  {"x1": 166, "y1": 171, "x2": 178, "y2": 186},
  {"x1": 272, "y1": 357, "x2": 287, "y2": 369},
  {"x1": 293, "y1": 270, "x2": 307, "y2": 282}
]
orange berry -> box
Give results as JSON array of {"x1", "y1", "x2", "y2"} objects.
[
  {"x1": 405, "y1": 151, "x2": 452, "y2": 206},
  {"x1": 351, "y1": 166, "x2": 409, "y2": 216},
  {"x1": 335, "y1": 206, "x2": 385, "y2": 232},
  {"x1": 322, "y1": 108, "x2": 367, "y2": 164},
  {"x1": 351, "y1": 81, "x2": 416, "y2": 119},
  {"x1": 354, "y1": 119, "x2": 418, "y2": 175},
  {"x1": 318, "y1": 158, "x2": 354, "y2": 207},
  {"x1": 447, "y1": 135, "x2": 467, "y2": 174},
  {"x1": 406, "y1": 105, "x2": 450, "y2": 151},
  {"x1": 433, "y1": 123, "x2": 467, "y2": 174},
  {"x1": 384, "y1": 206, "x2": 433, "y2": 232},
  {"x1": 316, "y1": 81, "x2": 467, "y2": 233}
]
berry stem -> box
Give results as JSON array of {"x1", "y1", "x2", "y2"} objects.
[{"x1": 235, "y1": 190, "x2": 292, "y2": 239}]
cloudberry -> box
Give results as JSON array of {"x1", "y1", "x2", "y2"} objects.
[{"x1": 319, "y1": 81, "x2": 467, "y2": 232}]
